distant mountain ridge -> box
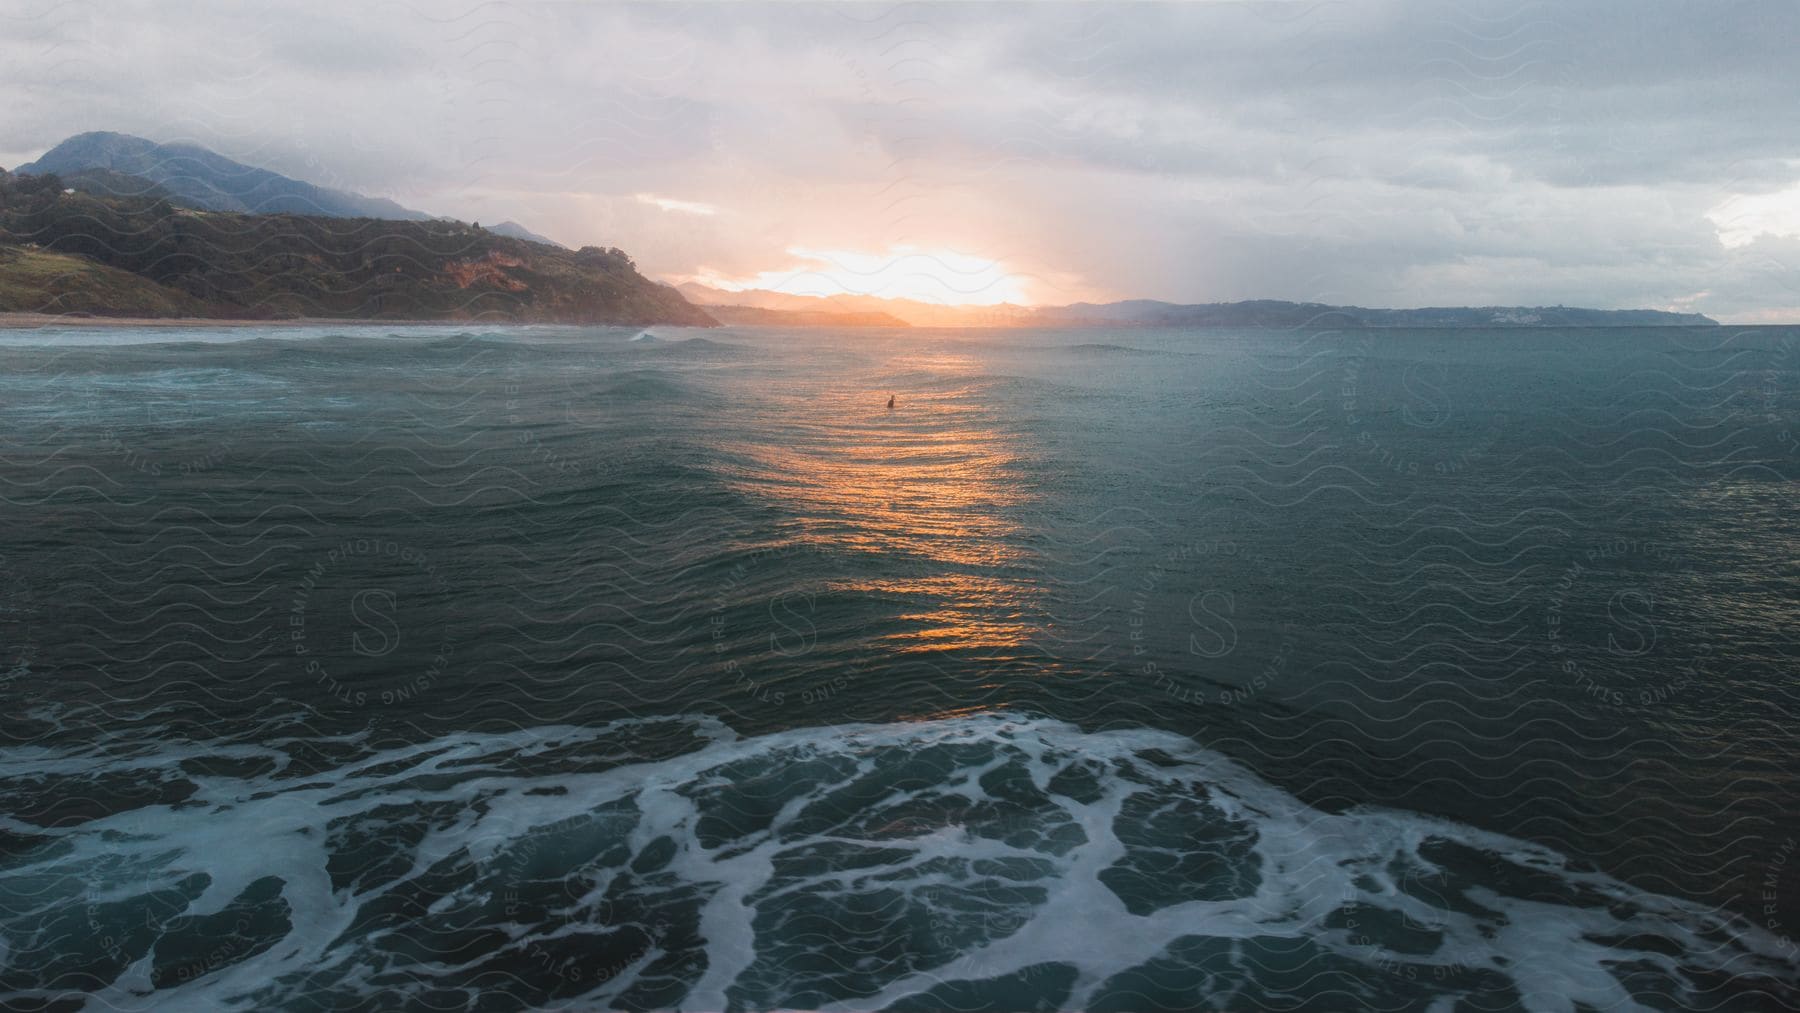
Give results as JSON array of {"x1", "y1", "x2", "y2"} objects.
[
  {"x1": 1032, "y1": 299, "x2": 1719, "y2": 328},
  {"x1": 677, "y1": 282, "x2": 1718, "y2": 328},
  {"x1": 16, "y1": 132, "x2": 566, "y2": 248},
  {"x1": 17, "y1": 131, "x2": 432, "y2": 220}
]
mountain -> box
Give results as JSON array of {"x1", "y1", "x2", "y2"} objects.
[
  {"x1": 20, "y1": 132, "x2": 573, "y2": 256},
  {"x1": 16, "y1": 131, "x2": 433, "y2": 220},
  {"x1": 19, "y1": 133, "x2": 574, "y2": 253},
  {"x1": 487, "y1": 220, "x2": 565, "y2": 248},
  {"x1": 57, "y1": 166, "x2": 182, "y2": 204},
  {"x1": 677, "y1": 282, "x2": 1717, "y2": 328},
  {"x1": 0, "y1": 168, "x2": 716, "y2": 325}
]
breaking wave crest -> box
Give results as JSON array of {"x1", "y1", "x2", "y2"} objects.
[{"x1": 2, "y1": 712, "x2": 1793, "y2": 1011}]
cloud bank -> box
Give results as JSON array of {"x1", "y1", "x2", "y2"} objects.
[{"x1": 1, "y1": 0, "x2": 1797, "y2": 319}]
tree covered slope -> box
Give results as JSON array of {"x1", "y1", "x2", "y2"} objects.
[{"x1": 0, "y1": 169, "x2": 715, "y2": 325}]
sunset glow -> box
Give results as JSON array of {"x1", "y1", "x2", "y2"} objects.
[{"x1": 690, "y1": 246, "x2": 1033, "y2": 306}]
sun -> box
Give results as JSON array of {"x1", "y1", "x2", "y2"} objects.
[{"x1": 691, "y1": 246, "x2": 1033, "y2": 306}]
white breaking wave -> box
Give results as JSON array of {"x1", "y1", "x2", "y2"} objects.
[{"x1": 0, "y1": 713, "x2": 1793, "y2": 1011}]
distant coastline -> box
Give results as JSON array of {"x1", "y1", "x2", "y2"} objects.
[
  {"x1": 0, "y1": 131, "x2": 1724, "y2": 331},
  {"x1": 3, "y1": 310, "x2": 1752, "y2": 332},
  {"x1": 676, "y1": 282, "x2": 1720, "y2": 329}
]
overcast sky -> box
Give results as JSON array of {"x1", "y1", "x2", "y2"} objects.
[{"x1": 3, "y1": 0, "x2": 1799, "y2": 320}]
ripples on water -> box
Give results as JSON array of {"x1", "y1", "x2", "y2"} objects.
[{"x1": 0, "y1": 322, "x2": 1795, "y2": 1009}]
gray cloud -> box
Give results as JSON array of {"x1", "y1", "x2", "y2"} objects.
[{"x1": 0, "y1": 0, "x2": 1796, "y2": 319}]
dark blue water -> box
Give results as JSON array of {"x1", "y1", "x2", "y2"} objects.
[{"x1": 0, "y1": 322, "x2": 1795, "y2": 1010}]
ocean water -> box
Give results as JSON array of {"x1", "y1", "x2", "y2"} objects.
[{"x1": 0, "y1": 322, "x2": 1795, "y2": 1011}]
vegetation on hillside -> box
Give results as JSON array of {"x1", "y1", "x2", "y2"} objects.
[
  {"x1": 0, "y1": 244, "x2": 213, "y2": 316},
  {"x1": 0, "y1": 168, "x2": 716, "y2": 325}
]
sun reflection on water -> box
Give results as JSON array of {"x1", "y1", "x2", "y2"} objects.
[{"x1": 722, "y1": 346, "x2": 1042, "y2": 658}]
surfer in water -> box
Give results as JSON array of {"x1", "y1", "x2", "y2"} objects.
[{"x1": 887, "y1": 394, "x2": 896, "y2": 409}]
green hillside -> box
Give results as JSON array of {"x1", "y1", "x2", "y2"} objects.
[
  {"x1": 0, "y1": 168, "x2": 715, "y2": 325},
  {"x1": 0, "y1": 244, "x2": 213, "y2": 316}
]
